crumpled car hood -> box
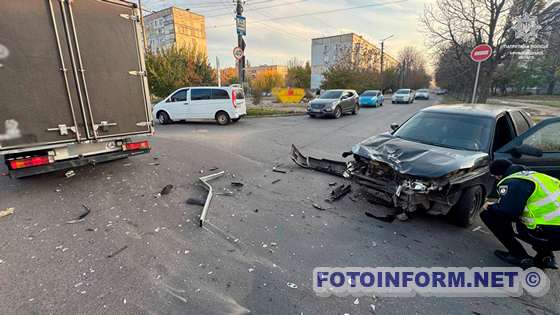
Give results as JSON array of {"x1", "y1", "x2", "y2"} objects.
[{"x1": 352, "y1": 133, "x2": 489, "y2": 178}]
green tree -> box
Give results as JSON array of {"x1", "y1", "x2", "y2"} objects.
[
  {"x1": 146, "y1": 45, "x2": 215, "y2": 98},
  {"x1": 320, "y1": 65, "x2": 380, "y2": 94},
  {"x1": 286, "y1": 58, "x2": 311, "y2": 88}
]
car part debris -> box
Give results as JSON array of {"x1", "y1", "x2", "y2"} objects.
[
  {"x1": 272, "y1": 179, "x2": 281, "y2": 184},
  {"x1": 365, "y1": 212, "x2": 395, "y2": 223},
  {"x1": 160, "y1": 184, "x2": 174, "y2": 196},
  {"x1": 330, "y1": 184, "x2": 352, "y2": 201},
  {"x1": 65, "y1": 170, "x2": 76, "y2": 178},
  {"x1": 472, "y1": 226, "x2": 490, "y2": 234},
  {"x1": 186, "y1": 198, "x2": 206, "y2": 206},
  {"x1": 199, "y1": 171, "x2": 225, "y2": 227},
  {"x1": 312, "y1": 203, "x2": 327, "y2": 211},
  {"x1": 66, "y1": 204, "x2": 91, "y2": 224},
  {"x1": 291, "y1": 145, "x2": 348, "y2": 177},
  {"x1": 216, "y1": 189, "x2": 234, "y2": 196},
  {"x1": 0, "y1": 207, "x2": 14, "y2": 219},
  {"x1": 286, "y1": 282, "x2": 298, "y2": 289},
  {"x1": 329, "y1": 182, "x2": 337, "y2": 186},
  {"x1": 208, "y1": 167, "x2": 219, "y2": 171},
  {"x1": 272, "y1": 165, "x2": 288, "y2": 173},
  {"x1": 396, "y1": 212, "x2": 409, "y2": 222},
  {"x1": 107, "y1": 245, "x2": 128, "y2": 258},
  {"x1": 231, "y1": 182, "x2": 244, "y2": 188}
]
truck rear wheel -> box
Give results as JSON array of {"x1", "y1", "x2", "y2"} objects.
[
  {"x1": 157, "y1": 111, "x2": 172, "y2": 125},
  {"x1": 448, "y1": 186, "x2": 483, "y2": 227}
]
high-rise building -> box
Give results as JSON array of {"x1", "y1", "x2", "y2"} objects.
[
  {"x1": 310, "y1": 33, "x2": 398, "y2": 90},
  {"x1": 144, "y1": 7, "x2": 207, "y2": 55}
]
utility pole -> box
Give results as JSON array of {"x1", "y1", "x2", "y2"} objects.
[
  {"x1": 216, "y1": 56, "x2": 221, "y2": 87},
  {"x1": 379, "y1": 35, "x2": 393, "y2": 92},
  {"x1": 236, "y1": 0, "x2": 245, "y2": 85}
]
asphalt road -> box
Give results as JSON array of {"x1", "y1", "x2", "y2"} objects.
[{"x1": 1, "y1": 96, "x2": 559, "y2": 314}]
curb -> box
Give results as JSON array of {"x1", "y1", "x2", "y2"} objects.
[{"x1": 246, "y1": 112, "x2": 307, "y2": 118}]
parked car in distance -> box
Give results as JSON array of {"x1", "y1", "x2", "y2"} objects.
[
  {"x1": 307, "y1": 89, "x2": 359, "y2": 119},
  {"x1": 392, "y1": 89, "x2": 415, "y2": 104},
  {"x1": 415, "y1": 89, "x2": 430, "y2": 100},
  {"x1": 153, "y1": 86, "x2": 246, "y2": 126},
  {"x1": 359, "y1": 90, "x2": 384, "y2": 107},
  {"x1": 435, "y1": 88, "x2": 448, "y2": 95}
]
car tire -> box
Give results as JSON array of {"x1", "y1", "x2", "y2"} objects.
[
  {"x1": 333, "y1": 106, "x2": 342, "y2": 119},
  {"x1": 392, "y1": 101, "x2": 395, "y2": 104},
  {"x1": 308, "y1": 114, "x2": 316, "y2": 118},
  {"x1": 215, "y1": 111, "x2": 231, "y2": 125},
  {"x1": 157, "y1": 111, "x2": 172, "y2": 125},
  {"x1": 351, "y1": 104, "x2": 359, "y2": 115},
  {"x1": 448, "y1": 186, "x2": 484, "y2": 227}
]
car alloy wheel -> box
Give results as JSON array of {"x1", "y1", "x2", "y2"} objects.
[{"x1": 334, "y1": 106, "x2": 342, "y2": 119}]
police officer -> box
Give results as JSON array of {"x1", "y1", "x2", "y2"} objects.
[{"x1": 480, "y1": 159, "x2": 560, "y2": 269}]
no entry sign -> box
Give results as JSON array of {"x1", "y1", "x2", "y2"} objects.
[{"x1": 470, "y1": 44, "x2": 493, "y2": 62}]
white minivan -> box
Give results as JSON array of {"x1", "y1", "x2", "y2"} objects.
[{"x1": 153, "y1": 86, "x2": 247, "y2": 125}]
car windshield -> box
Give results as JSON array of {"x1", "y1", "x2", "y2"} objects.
[
  {"x1": 394, "y1": 111, "x2": 493, "y2": 151},
  {"x1": 396, "y1": 89, "x2": 410, "y2": 95},
  {"x1": 362, "y1": 91, "x2": 379, "y2": 96},
  {"x1": 319, "y1": 90, "x2": 343, "y2": 99},
  {"x1": 418, "y1": 89, "x2": 429, "y2": 93}
]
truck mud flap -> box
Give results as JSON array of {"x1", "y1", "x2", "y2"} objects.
[{"x1": 290, "y1": 144, "x2": 348, "y2": 177}]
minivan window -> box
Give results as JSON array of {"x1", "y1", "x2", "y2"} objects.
[
  {"x1": 168, "y1": 89, "x2": 187, "y2": 102},
  {"x1": 191, "y1": 89, "x2": 211, "y2": 101},
  {"x1": 235, "y1": 89, "x2": 245, "y2": 99},
  {"x1": 211, "y1": 89, "x2": 230, "y2": 100}
]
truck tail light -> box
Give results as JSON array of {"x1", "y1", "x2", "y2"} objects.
[
  {"x1": 232, "y1": 90, "x2": 237, "y2": 108},
  {"x1": 9, "y1": 156, "x2": 52, "y2": 170},
  {"x1": 123, "y1": 140, "x2": 150, "y2": 151}
]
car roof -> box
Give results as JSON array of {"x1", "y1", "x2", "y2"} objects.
[{"x1": 422, "y1": 104, "x2": 521, "y2": 118}]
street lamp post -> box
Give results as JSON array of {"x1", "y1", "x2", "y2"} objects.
[{"x1": 380, "y1": 35, "x2": 394, "y2": 92}]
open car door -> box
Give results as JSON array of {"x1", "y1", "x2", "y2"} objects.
[{"x1": 495, "y1": 117, "x2": 560, "y2": 178}]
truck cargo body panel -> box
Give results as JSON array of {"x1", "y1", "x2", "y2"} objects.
[{"x1": 0, "y1": 0, "x2": 152, "y2": 153}]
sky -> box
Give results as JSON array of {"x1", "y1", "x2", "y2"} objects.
[{"x1": 142, "y1": 0, "x2": 434, "y2": 69}]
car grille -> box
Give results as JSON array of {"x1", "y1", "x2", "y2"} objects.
[{"x1": 310, "y1": 103, "x2": 325, "y2": 110}]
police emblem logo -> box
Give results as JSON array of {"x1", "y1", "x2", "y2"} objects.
[{"x1": 498, "y1": 185, "x2": 509, "y2": 196}]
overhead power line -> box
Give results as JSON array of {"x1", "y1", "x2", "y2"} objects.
[
  {"x1": 206, "y1": 0, "x2": 309, "y2": 18},
  {"x1": 209, "y1": 0, "x2": 408, "y2": 28}
]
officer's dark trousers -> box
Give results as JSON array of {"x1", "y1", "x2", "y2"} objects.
[{"x1": 480, "y1": 210, "x2": 560, "y2": 258}]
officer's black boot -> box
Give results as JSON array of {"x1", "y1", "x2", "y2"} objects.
[
  {"x1": 494, "y1": 250, "x2": 534, "y2": 269},
  {"x1": 534, "y1": 252, "x2": 559, "y2": 270}
]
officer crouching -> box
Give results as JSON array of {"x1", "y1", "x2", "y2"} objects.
[{"x1": 480, "y1": 159, "x2": 560, "y2": 269}]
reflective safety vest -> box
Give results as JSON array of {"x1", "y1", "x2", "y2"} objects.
[{"x1": 498, "y1": 171, "x2": 560, "y2": 229}]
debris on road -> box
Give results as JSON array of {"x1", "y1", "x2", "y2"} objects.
[
  {"x1": 365, "y1": 212, "x2": 395, "y2": 223},
  {"x1": 272, "y1": 165, "x2": 288, "y2": 174},
  {"x1": 291, "y1": 145, "x2": 348, "y2": 177},
  {"x1": 472, "y1": 226, "x2": 490, "y2": 234},
  {"x1": 199, "y1": 171, "x2": 225, "y2": 227},
  {"x1": 0, "y1": 207, "x2": 14, "y2": 219},
  {"x1": 208, "y1": 167, "x2": 219, "y2": 171},
  {"x1": 370, "y1": 304, "x2": 376, "y2": 313},
  {"x1": 66, "y1": 204, "x2": 92, "y2": 224},
  {"x1": 160, "y1": 185, "x2": 174, "y2": 196},
  {"x1": 107, "y1": 245, "x2": 128, "y2": 258},
  {"x1": 329, "y1": 182, "x2": 337, "y2": 186},
  {"x1": 312, "y1": 203, "x2": 327, "y2": 211},
  {"x1": 65, "y1": 170, "x2": 76, "y2": 178},
  {"x1": 354, "y1": 298, "x2": 360, "y2": 305},
  {"x1": 216, "y1": 189, "x2": 234, "y2": 196},
  {"x1": 286, "y1": 282, "x2": 298, "y2": 289},
  {"x1": 330, "y1": 184, "x2": 351, "y2": 201},
  {"x1": 231, "y1": 182, "x2": 244, "y2": 188},
  {"x1": 272, "y1": 179, "x2": 281, "y2": 184},
  {"x1": 396, "y1": 213, "x2": 409, "y2": 222},
  {"x1": 186, "y1": 198, "x2": 206, "y2": 206}
]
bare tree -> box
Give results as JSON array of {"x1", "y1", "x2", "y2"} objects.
[
  {"x1": 397, "y1": 47, "x2": 432, "y2": 89},
  {"x1": 421, "y1": 0, "x2": 550, "y2": 101}
]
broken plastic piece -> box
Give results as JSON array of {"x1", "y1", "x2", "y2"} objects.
[
  {"x1": 186, "y1": 198, "x2": 206, "y2": 206},
  {"x1": 231, "y1": 182, "x2": 244, "y2": 188},
  {"x1": 396, "y1": 213, "x2": 409, "y2": 222},
  {"x1": 66, "y1": 204, "x2": 91, "y2": 224},
  {"x1": 107, "y1": 245, "x2": 128, "y2": 258},
  {"x1": 272, "y1": 166, "x2": 288, "y2": 173},
  {"x1": 330, "y1": 184, "x2": 352, "y2": 201},
  {"x1": 291, "y1": 144, "x2": 348, "y2": 177},
  {"x1": 365, "y1": 212, "x2": 395, "y2": 223},
  {"x1": 65, "y1": 170, "x2": 76, "y2": 178},
  {"x1": 199, "y1": 171, "x2": 225, "y2": 227},
  {"x1": 272, "y1": 179, "x2": 281, "y2": 184},
  {"x1": 0, "y1": 207, "x2": 14, "y2": 219},
  {"x1": 312, "y1": 203, "x2": 326, "y2": 211},
  {"x1": 160, "y1": 185, "x2": 174, "y2": 196},
  {"x1": 286, "y1": 282, "x2": 298, "y2": 289}
]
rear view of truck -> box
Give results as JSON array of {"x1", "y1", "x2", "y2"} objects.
[{"x1": 0, "y1": 0, "x2": 153, "y2": 178}]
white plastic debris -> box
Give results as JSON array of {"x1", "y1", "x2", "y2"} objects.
[
  {"x1": 287, "y1": 282, "x2": 298, "y2": 289},
  {"x1": 65, "y1": 170, "x2": 76, "y2": 178},
  {"x1": 354, "y1": 298, "x2": 359, "y2": 305},
  {"x1": 248, "y1": 268, "x2": 255, "y2": 273},
  {"x1": 370, "y1": 304, "x2": 376, "y2": 313}
]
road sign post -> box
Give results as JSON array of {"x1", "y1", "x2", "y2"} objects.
[{"x1": 470, "y1": 44, "x2": 493, "y2": 103}]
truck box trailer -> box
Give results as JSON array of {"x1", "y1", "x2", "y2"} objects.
[{"x1": 0, "y1": 0, "x2": 153, "y2": 178}]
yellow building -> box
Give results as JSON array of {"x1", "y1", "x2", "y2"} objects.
[
  {"x1": 144, "y1": 7, "x2": 207, "y2": 55},
  {"x1": 245, "y1": 65, "x2": 288, "y2": 81}
]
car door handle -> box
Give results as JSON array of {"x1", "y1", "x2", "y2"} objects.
[{"x1": 184, "y1": 102, "x2": 189, "y2": 105}]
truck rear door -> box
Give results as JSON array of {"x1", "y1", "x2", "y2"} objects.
[{"x1": 69, "y1": 0, "x2": 152, "y2": 138}]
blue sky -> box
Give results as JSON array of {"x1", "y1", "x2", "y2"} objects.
[{"x1": 142, "y1": 0, "x2": 432, "y2": 68}]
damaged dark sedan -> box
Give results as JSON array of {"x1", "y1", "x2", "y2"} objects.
[{"x1": 293, "y1": 105, "x2": 560, "y2": 227}]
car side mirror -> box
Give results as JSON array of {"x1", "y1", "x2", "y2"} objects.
[
  {"x1": 506, "y1": 144, "x2": 543, "y2": 158},
  {"x1": 390, "y1": 123, "x2": 399, "y2": 131}
]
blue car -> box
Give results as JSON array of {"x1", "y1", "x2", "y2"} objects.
[{"x1": 359, "y1": 90, "x2": 384, "y2": 107}]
